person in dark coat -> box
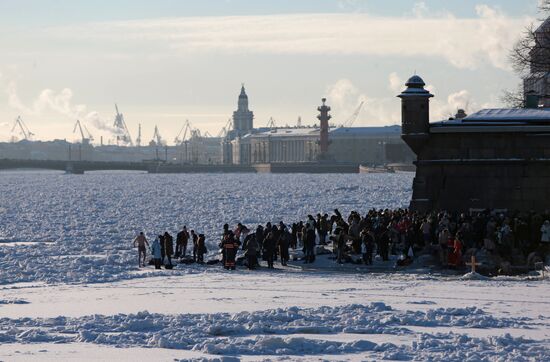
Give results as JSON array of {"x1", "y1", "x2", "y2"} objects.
[
  {"x1": 158, "y1": 234, "x2": 166, "y2": 263},
  {"x1": 242, "y1": 232, "x2": 254, "y2": 256},
  {"x1": 361, "y1": 227, "x2": 376, "y2": 265},
  {"x1": 290, "y1": 223, "x2": 298, "y2": 249},
  {"x1": 333, "y1": 227, "x2": 350, "y2": 264},
  {"x1": 263, "y1": 222, "x2": 272, "y2": 244},
  {"x1": 378, "y1": 229, "x2": 390, "y2": 261},
  {"x1": 244, "y1": 234, "x2": 259, "y2": 270},
  {"x1": 255, "y1": 225, "x2": 264, "y2": 263},
  {"x1": 176, "y1": 226, "x2": 189, "y2": 258},
  {"x1": 196, "y1": 234, "x2": 207, "y2": 263},
  {"x1": 278, "y1": 223, "x2": 290, "y2": 266},
  {"x1": 163, "y1": 232, "x2": 174, "y2": 266},
  {"x1": 304, "y1": 215, "x2": 316, "y2": 263},
  {"x1": 263, "y1": 231, "x2": 276, "y2": 269},
  {"x1": 190, "y1": 230, "x2": 198, "y2": 262},
  {"x1": 220, "y1": 224, "x2": 231, "y2": 265},
  {"x1": 319, "y1": 214, "x2": 329, "y2": 245},
  {"x1": 271, "y1": 224, "x2": 280, "y2": 260},
  {"x1": 296, "y1": 221, "x2": 304, "y2": 249},
  {"x1": 222, "y1": 231, "x2": 239, "y2": 270}
]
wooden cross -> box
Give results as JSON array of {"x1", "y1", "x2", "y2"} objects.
[{"x1": 465, "y1": 255, "x2": 481, "y2": 273}]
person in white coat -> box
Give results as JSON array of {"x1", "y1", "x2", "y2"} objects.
[{"x1": 151, "y1": 237, "x2": 162, "y2": 269}]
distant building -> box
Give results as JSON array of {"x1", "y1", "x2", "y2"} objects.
[
  {"x1": 523, "y1": 17, "x2": 550, "y2": 108},
  {"x1": 233, "y1": 84, "x2": 254, "y2": 136},
  {"x1": 223, "y1": 86, "x2": 414, "y2": 166},
  {"x1": 0, "y1": 139, "x2": 223, "y2": 164},
  {"x1": 399, "y1": 74, "x2": 550, "y2": 212},
  {"x1": 222, "y1": 85, "x2": 255, "y2": 164},
  {"x1": 247, "y1": 127, "x2": 320, "y2": 164}
]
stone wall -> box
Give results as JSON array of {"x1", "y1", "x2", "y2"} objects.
[{"x1": 409, "y1": 131, "x2": 550, "y2": 212}]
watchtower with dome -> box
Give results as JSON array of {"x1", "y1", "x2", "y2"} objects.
[{"x1": 399, "y1": 74, "x2": 550, "y2": 213}]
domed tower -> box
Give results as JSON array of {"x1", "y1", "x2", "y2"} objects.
[
  {"x1": 397, "y1": 75, "x2": 433, "y2": 153},
  {"x1": 238, "y1": 84, "x2": 249, "y2": 112},
  {"x1": 233, "y1": 84, "x2": 254, "y2": 135}
]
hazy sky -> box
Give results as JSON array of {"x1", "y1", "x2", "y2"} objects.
[{"x1": 0, "y1": 0, "x2": 543, "y2": 144}]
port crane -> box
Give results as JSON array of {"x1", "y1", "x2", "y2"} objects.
[
  {"x1": 135, "y1": 124, "x2": 142, "y2": 147},
  {"x1": 266, "y1": 117, "x2": 276, "y2": 129},
  {"x1": 151, "y1": 125, "x2": 163, "y2": 146},
  {"x1": 113, "y1": 104, "x2": 134, "y2": 146},
  {"x1": 190, "y1": 128, "x2": 202, "y2": 139},
  {"x1": 341, "y1": 101, "x2": 365, "y2": 127},
  {"x1": 73, "y1": 120, "x2": 94, "y2": 144},
  {"x1": 174, "y1": 120, "x2": 193, "y2": 145},
  {"x1": 217, "y1": 118, "x2": 232, "y2": 138},
  {"x1": 11, "y1": 116, "x2": 34, "y2": 141}
]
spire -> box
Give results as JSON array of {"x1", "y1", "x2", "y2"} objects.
[
  {"x1": 233, "y1": 84, "x2": 254, "y2": 133},
  {"x1": 238, "y1": 84, "x2": 249, "y2": 111}
]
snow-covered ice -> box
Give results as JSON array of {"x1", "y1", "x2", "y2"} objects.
[
  {"x1": 0, "y1": 171, "x2": 412, "y2": 285},
  {"x1": 0, "y1": 171, "x2": 549, "y2": 361}
]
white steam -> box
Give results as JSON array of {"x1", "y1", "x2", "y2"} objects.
[
  {"x1": 326, "y1": 79, "x2": 368, "y2": 125},
  {"x1": 6, "y1": 82, "x2": 123, "y2": 139}
]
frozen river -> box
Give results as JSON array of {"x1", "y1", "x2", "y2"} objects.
[
  {"x1": 0, "y1": 170, "x2": 414, "y2": 243},
  {"x1": 1, "y1": 171, "x2": 549, "y2": 361},
  {"x1": 0, "y1": 171, "x2": 413, "y2": 284}
]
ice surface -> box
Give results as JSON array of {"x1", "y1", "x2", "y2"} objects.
[
  {"x1": 1, "y1": 171, "x2": 549, "y2": 361},
  {"x1": 1, "y1": 303, "x2": 547, "y2": 360},
  {"x1": 0, "y1": 171, "x2": 413, "y2": 285}
]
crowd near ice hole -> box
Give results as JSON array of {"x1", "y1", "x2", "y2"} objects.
[{"x1": 133, "y1": 208, "x2": 550, "y2": 274}]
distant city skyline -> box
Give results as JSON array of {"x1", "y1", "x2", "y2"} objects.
[{"x1": 0, "y1": 0, "x2": 543, "y2": 144}]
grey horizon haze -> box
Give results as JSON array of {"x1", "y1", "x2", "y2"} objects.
[{"x1": 0, "y1": 0, "x2": 542, "y2": 144}]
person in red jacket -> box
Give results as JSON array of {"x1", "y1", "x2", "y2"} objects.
[
  {"x1": 222, "y1": 231, "x2": 239, "y2": 270},
  {"x1": 448, "y1": 233, "x2": 463, "y2": 268}
]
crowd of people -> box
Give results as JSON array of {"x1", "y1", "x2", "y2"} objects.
[
  {"x1": 132, "y1": 208, "x2": 550, "y2": 272},
  {"x1": 133, "y1": 227, "x2": 207, "y2": 269}
]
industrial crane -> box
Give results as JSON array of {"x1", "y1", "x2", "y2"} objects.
[
  {"x1": 342, "y1": 101, "x2": 365, "y2": 128},
  {"x1": 151, "y1": 125, "x2": 163, "y2": 146},
  {"x1": 174, "y1": 120, "x2": 193, "y2": 145},
  {"x1": 266, "y1": 117, "x2": 276, "y2": 129},
  {"x1": 11, "y1": 116, "x2": 34, "y2": 141},
  {"x1": 84, "y1": 125, "x2": 94, "y2": 141},
  {"x1": 190, "y1": 128, "x2": 202, "y2": 139},
  {"x1": 216, "y1": 118, "x2": 232, "y2": 138},
  {"x1": 136, "y1": 124, "x2": 142, "y2": 147},
  {"x1": 113, "y1": 104, "x2": 134, "y2": 146},
  {"x1": 73, "y1": 120, "x2": 94, "y2": 144}
]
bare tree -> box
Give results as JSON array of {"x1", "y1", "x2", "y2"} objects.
[
  {"x1": 501, "y1": 86, "x2": 526, "y2": 108},
  {"x1": 502, "y1": 1, "x2": 550, "y2": 107}
]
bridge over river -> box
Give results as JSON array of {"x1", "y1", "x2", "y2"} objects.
[
  {"x1": 0, "y1": 159, "x2": 255, "y2": 174},
  {"x1": 0, "y1": 159, "x2": 362, "y2": 174}
]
